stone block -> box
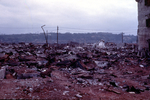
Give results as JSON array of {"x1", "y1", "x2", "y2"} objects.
[{"x1": 0, "y1": 67, "x2": 6, "y2": 79}]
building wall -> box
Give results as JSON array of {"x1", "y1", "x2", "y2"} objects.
[{"x1": 137, "y1": 0, "x2": 150, "y2": 50}]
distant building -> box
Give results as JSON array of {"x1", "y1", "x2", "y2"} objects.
[{"x1": 136, "y1": 0, "x2": 150, "y2": 51}]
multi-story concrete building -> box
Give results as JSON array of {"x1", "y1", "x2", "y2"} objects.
[{"x1": 136, "y1": 0, "x2": 150, "y2": 52}]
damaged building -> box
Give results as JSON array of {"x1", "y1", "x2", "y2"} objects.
[{"x1": 136, "y1": 0, "x2": 150, "y2": 52}]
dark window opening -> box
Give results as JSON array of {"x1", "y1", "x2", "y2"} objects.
[
  {"x1": 147, "y1": 39, "x2": 150, "y2": 51},
  {"x1": 146, "y1": 18, "x2": 150, "y2": 28},
  {"x1": 145, "y1": 0, "x2": 150, "y2": 6},
  {"x1": 149, "y1": 42, "x2": 150, "y2": 52}
]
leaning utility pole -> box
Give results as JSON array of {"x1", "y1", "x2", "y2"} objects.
[
  {"x1": 41, "y1": 25, "x2": 48, "y2": 45},
  {"x1": 57, "y1": 26, "x2": 59, "y2": 44}
]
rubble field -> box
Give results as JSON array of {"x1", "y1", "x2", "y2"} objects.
[{"x1": 0, "y1": 42, "x2": 150, "y2": 99}]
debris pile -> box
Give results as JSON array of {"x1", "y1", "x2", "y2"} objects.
[{"x1": 0, "y1": 42, "x2": 150, "y2": 99}]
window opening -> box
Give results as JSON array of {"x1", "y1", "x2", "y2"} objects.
[
  {"x1": 145, "y1": 0, "x2": 150, "y2": 6},
  {"x1": 146, "y1": 18, "x2": 150, "y2": 28}
]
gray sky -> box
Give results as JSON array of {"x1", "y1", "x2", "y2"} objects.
[{"x1": 0, "y1": 0, "x2": 138, "y2": 35}]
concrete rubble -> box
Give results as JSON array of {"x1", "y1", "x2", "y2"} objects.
[{"x1": 0, "y1": 42, "x2": 150, "y2": 99}]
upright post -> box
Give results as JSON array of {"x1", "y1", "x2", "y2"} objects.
[
  {"x1": 122, "y1": 32, "x2": 124, "y2": 43},
  {"x1": 57, "y1": 26, "x2": 59, "y2": 45},
  {"x1": 46, "y1": 30, "x2": 48, "y2": 44}
]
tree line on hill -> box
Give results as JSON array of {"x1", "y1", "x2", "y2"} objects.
[{"x1": 0, "y1": 32, "x2": 137, "y2": 44}]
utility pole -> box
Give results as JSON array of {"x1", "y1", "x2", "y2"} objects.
[
  {"x1": 121, "y1": 32, "x2": 124, "y2": 43},
  {"x1": 46, "y1": 30, "x2": 49, "y2": 44},
  {"x1": 57, "y1": 26, "x2": 59, "y2": 44},
  {"x1": 41, "y1": 25, "x2": 48, "y2": 45}
]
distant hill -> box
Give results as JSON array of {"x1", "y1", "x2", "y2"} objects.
[{"x1": 0, "y1": 32, "x2": 137, "y2": 44}]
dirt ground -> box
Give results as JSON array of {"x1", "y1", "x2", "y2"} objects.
[{"x1": 0, "y1": 72, "x2": 150, "y2": 100}]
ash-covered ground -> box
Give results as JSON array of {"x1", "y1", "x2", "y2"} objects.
[{"x1": 0, "y1": 42, "x2": 150, "y2": 100}]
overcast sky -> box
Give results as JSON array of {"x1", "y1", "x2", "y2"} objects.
[{"x1": 0, "y1": 0, "x2": 138, "y2": 35}]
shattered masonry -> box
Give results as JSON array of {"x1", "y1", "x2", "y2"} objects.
[{"x1": 0, "y1": 42, "x2": 150, "y2": 99}]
